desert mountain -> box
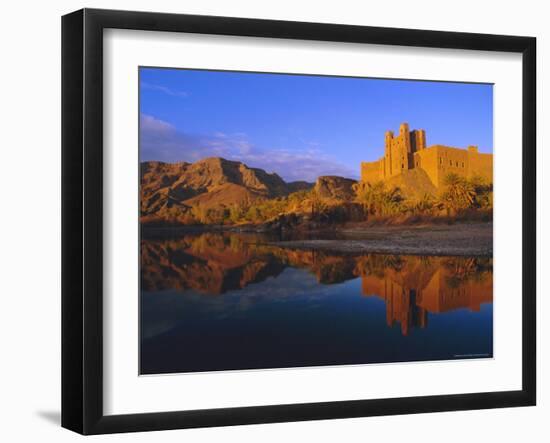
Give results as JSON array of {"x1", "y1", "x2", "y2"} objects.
[{"x1": 140, "y1": 157, "x2": 313, "y2": 222}]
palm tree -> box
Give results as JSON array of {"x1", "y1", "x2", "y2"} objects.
[
  {"x1": 353, "y1": 181, "x2": 403, "y2": 217},
  {"x1": 469, "y1": 175, "x2": 493, "y2": 209},
  {"x1": 440, "y1": 173, "x2": 476, "y2": 214},
  {"x1": 353, "y1": 181, "x2": 382, "y2": 215},
  {"x1": 411, "y1": 193, "x2": 436, "y2": 214},
  {"x1": 308, "y1": 190, "x2": 327, "y2": 218},
  {"x1": 379, "y1": 186, "x2": 403, "y2": 216}
]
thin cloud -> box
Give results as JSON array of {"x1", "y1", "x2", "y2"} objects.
[
  {"x1": 139, "y1": 114, "x2": 359, "y2": 182},
  {"x1": 141, "y1": 114, "x2": 175, "y2": 134},
  {"x1": 141, "y1": 81, "x2": 189, "y2": 98}
]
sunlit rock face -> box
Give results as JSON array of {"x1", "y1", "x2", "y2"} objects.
[{"x1": 315, "y1": 176, "x2": 357, "y2": 201}]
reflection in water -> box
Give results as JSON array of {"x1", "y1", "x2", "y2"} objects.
[
  {"x1": 358, "y1": 255, "x2": 492, "y2": 335},
  {"x1": 140, "y1": 231, "x2": 493, "y2": 374}
]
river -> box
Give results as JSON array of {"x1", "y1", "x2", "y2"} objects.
[{"x1": 140, "y1": 230, "x2": 493, "y2": 374}]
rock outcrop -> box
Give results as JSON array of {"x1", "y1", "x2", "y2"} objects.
[{"x1": 314, "y1": 176, "x2": 357, "y2": 202}]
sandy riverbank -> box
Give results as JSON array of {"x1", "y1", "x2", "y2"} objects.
[{"x1": 271, "y1": 222, "x2": 493, "y2": 256}]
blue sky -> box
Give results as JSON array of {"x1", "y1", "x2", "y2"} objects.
[{"x1": 140, "y1": 67, "x2": 493, "y2": 182}]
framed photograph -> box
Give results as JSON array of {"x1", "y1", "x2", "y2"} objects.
[{"x1": 62, "y1": 8, "x2": 536, "y2": 435}]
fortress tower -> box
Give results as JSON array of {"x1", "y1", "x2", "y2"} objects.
[
  {"x1": 381, "y1": 123, "x2": 427, "y2": 177},
  {"x1": 361, "y1": 123, "x2": 492, "y2": 189}
]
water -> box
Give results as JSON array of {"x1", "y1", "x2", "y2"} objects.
[{"x1": 140, "y1": 230, "x2": 493, "y2": 374}]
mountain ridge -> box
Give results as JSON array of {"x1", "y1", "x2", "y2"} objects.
[{"x1": 140, "y1": 157, "x2": 315, "y2": 224}]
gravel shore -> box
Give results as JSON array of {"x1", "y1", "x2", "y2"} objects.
[{"x1": 271, "y1": 222, "x2": 493, "y2": 257}]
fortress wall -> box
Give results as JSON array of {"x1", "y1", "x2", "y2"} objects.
[
  {"x1": 430, "y1": 145, "x2": 470, "y2": 187},
  {"x1": 466, "y1": 278, "x2": 494, "y2": 311},
  {"x1": 417, "y1": 269, "x2": 493, "y2": 313},
  {"x1": 414, "y1": 148, "x2": 439, "y2": 188},
  {"x1": 362, "y1": 124, "x2": 493, "y2": 191},
  {"x1": 468, "y1": 151, "x2": 493, "y2": 183},
  {"x1": 360, "y1": 160, "x2": 382, "y2": 183}
]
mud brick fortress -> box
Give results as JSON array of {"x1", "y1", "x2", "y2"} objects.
[{"x1": 361, "y1": 123, "x2": 493, "y2": 188}]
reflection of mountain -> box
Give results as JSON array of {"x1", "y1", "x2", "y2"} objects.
[
  {"x1": 141, "y1": 232, "x2": 492, "y2": 334},
  {"x1": 141, "y1": 233, "x2": 287, "y2": 295}
]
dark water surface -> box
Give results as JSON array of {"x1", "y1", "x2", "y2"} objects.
[{"x1": 140, "y1": 230, "x2": 493, "y2": 374}]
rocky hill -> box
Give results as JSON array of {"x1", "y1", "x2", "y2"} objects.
[
  {"x1": 385, "y1": 168, "x2": 437, "y2": 200},
  {"x1": 315, "y1": 176, "x2": 357, "y2": 202},
  {"x1": 140, "y1": 157, "x2": 313, "y2": 224}
]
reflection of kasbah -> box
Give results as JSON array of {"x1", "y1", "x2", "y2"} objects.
[
  {"x1": 360, "y1": 256, "x2": 493, "y2": 335},
  {"x1": 361, "y1": 123, "x2": 493, "y2": 188},
  {"x1": 141, "y1": 234, "x2": 493, "y2": 336}
]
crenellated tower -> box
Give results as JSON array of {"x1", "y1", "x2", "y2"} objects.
[
  {"x1": 384, "y1": 122, "x2": 416, "y2": 176},
  {"x1": 400, "y1": 122, "x2": 411, "y2": 153},
  {"x1": 411, "y1": 128, "x2": 426, "y2": 152}
]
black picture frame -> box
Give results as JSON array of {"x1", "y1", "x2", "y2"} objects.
[{"x1": 62, "y1": 8, "x2": 536, "y2": 435}]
